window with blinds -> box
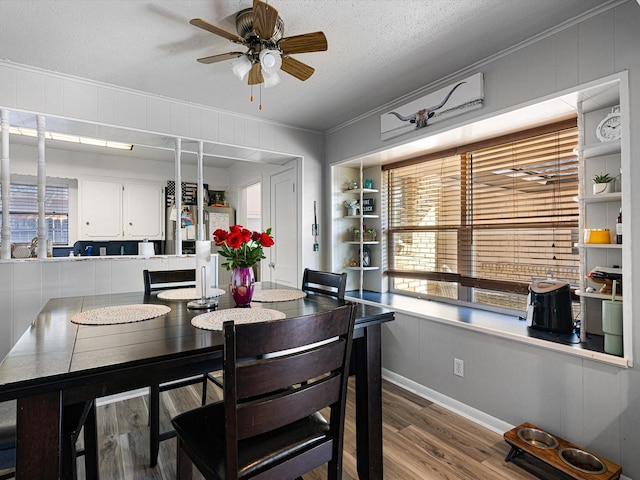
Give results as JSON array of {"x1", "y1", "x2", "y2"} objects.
[
  {"x1": 0, "y1": 183, "x2": 69, "y2": 244},
  {"x1": 385, "y1": 119, "x2": 579, "y2": 311}
]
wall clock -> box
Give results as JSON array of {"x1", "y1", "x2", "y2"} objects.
[{"x1": 596, "y1": 105, "x2": 621, "y2": 142}]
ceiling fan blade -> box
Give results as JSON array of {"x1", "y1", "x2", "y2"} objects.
[
  {"x1": 279, "y1": 32, "x2": 328, "y2": 55},
  {"x1": 248, "y1": 63, "x2": 264, "y2": 85},
  {"x1": 197, "y1": 52, "x2": 244, "y2": 64},
  {"x1": 190, "y1": 18, "x2": 244, "y2": 43},
  {"x1": 281, "y1": 56, "x2": 315, "y2": 81},
  {"x1": 252, "y1": 0, "x2": 279, "y2": 40}
]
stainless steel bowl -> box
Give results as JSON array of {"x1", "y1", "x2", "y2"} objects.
[
  {"x1": 558, "y1": 448, "x2": 607, "y2": 474},
  {"x1": 516, "y1": 427, "x2": 559, "y2": 449}
]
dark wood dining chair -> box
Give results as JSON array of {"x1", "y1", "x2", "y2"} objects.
[
  {"x1": 143, "y1": 268, "x2": 197, "y2": 294},
  {"x1": 301, "y1": 268, "x2": 347, "y2": 300},
  {"x1": 171, "y1": 303, "x2": 357, "y2": 480},
  {"x1": 0, "y1": 399, "x2": 97, "y2": 480},
  {"x1": 143, "y1": 268, "x2": 216, "y2": 467}
]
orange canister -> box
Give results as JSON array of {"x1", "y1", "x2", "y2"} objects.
[{"x1": 584, "y1": 229, "x2": 611, "y2": 244}]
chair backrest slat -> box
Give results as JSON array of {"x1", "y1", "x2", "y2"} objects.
[
  {"x1": 234, "y1": 309, "x2": 349, "y2": 358},
  {"x1": 301, "y1": 268, "x2": 347, "y2": 300},
  {"x1": 143, "y1": 269, "x2": 196, "y2": 294},
  {"x1": 237, "y1": 339, "x2": 346, "y2": 399},
  {"x1": 236, "y1": 375, "x2": 342, "y2": 440}
]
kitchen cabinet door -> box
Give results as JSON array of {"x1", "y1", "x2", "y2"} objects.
[
  {"x1": 80, "y1": 180, "x2": 122, "y2": 239},
  {"x1": 123, "y1": 183, "x2": 164, "y2": 240}
]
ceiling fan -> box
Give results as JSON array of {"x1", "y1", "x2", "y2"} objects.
[{"x1": 190, "y1": 0, "x2": 328, "y2": 88}]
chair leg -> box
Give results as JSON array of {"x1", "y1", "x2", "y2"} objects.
[
  {"x1": 201, "y1": 375, "x2": 208, "y2": 406},
  {"x1": 83, "y1": 401, "x2": 99, "y2": 480},
  {"x1": 61, "y1": 432, "x2": 77, "y2": 480},
  {"x1": 176, "y1": 438, "x2": 193, "y2": 480},
  {"x1": 149, "y1": 384, "x2": 160, "y2": 468}
]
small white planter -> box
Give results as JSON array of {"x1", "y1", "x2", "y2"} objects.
[{"x1": 593, "y1": 182, "x2": 613, "y2": 195}]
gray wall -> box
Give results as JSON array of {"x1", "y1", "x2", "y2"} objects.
[{"x1": 326, "y1": 1, "x2": 640, "y2": 477}]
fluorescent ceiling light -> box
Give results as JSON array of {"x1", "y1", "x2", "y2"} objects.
[{"x1": 1, "y1": 126, "x2": 133, "y2": 150}]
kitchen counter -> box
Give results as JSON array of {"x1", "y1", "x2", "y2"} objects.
[{"x1": 0, "y1": 254, "x2": 193, "y2": 263}]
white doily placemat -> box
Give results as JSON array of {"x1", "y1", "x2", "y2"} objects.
[
  {"x1": 71, "y1": 304, "x2": 171, "y2": 325},
  {"x1": 157, "y1": 288, "x2": 226, "y2": 301},
  {"x1": 251, "y1": 289, "x2": 307, "y2": 302},
  {"x1": 191, "y1": 308, "x2": 286, "y2": 331}
]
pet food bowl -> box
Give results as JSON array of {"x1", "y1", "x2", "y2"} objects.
[
  {"x1": 516, "y1": 427, "x2": 559, "y2": 449},
  {"x1": 558, "y1": 448, "x2": 606, "y2": 474}
]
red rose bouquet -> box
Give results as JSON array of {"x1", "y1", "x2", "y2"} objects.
[{"x1": 212, "y1": 224, "x2": 275, "y2": 270}]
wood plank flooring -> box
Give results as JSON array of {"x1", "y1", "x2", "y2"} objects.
[{"x1": 75, "y1": 379, "x2": 568, "y2": 479}]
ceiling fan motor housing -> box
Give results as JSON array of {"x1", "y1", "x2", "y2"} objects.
[{"x1": 236, "y1": 7, "x2": 284, "y2": 44}]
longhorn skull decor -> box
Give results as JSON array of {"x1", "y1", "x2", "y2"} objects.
[
  {"x1": 388, "y1": 81, "x2": 465, "y2": 129},
  {"x1": 381, "y1": 73, "x2": 485, "y2": 141}
]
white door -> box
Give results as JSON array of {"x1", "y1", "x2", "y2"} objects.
[{"x1": 269, "y1": 167, "x2": 298, "y2": 286}]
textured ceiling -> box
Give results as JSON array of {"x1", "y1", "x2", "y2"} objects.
[{"x1": 0, "y1": 1, "x2": 617, "y2": 133}]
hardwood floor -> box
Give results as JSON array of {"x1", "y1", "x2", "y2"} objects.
[{"x1": 75, "y1": 379, "x2": 565, "y2": 479}]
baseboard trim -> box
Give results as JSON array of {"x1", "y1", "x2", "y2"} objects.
[{"x1": 382, "y1": 368, "x2": 514, "y2": 435}]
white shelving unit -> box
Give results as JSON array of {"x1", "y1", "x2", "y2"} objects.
[
  {"x1": 333, "y1": 164, "x2": 384, "y2": 294},
  {"x1": 577, "y1": 101, "x2": 623, "y2": 344}
]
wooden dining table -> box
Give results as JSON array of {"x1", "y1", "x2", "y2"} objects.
[{"x1": 0, "y1": 282, "x2": 394, "y2": 479}]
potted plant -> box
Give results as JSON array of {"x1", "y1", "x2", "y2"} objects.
[
  {"x1": 593, "y1": 172, "x2": 614, "y2": 195},
  {"x1": 344, "y1": 199, "x2": 360, "y2": 216}
]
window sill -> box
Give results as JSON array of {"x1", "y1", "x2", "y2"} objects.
[{"x1": 345, "y1": 290, "x2": 629, "y2": 368}]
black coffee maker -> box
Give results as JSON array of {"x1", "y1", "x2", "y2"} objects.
[{"x1": 526, "y1": 280, "x2": 574, "y2": 333}]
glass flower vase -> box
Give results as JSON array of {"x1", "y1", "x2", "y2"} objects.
[{"x1": 230, "y1": 267, "x2": 255, "y2": 307}]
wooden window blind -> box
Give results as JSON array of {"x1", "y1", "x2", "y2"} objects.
[{"x1": 385, "y1": 120, "x2": 579, "y2": 303}]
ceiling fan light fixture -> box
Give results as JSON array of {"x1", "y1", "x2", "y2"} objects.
[
  {"x1": 231, "y1": 54, "x2": 252, "y2": 80},
  {"x1": 259, "y1": 49, "x2": 282, "y2": 74},
  {"x1": 262, "y1": 70, "x2": 281, "y2": 88}
]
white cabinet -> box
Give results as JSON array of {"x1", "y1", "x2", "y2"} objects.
[
  {"x1": 80, "y1": 180, "x2": 164, "y2": 240},
  {"x1": 80, "y1": 180, "x2": 122, "y2": 239},
  {"x1": 123, "y1": 183, "x2": 164, "y2": 239}
]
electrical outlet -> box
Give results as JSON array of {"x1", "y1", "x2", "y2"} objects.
[{"x1": 454, "y1": 358, "x2": 464, "y2": 377}]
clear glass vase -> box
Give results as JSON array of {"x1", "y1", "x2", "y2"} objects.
[{"x1": 230, "y1": 267, "x2": 255, "y2": 307}]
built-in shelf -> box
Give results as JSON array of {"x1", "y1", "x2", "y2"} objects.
[
  {"x1": 345, "y1": 241, "x2": 379, "y2": 245},
  {"x1": 345, "y1": 188, "x2": 379, "y2": 194},
  {"x1": 575, "y1": 290, "x2": 622, "y2": 301},
  {"x1": 345, "y1": 266, "x2": 379, "y2": 271},
  {"x1": 345, "y1": 215, "x2": 379, "y2": 219},
  {"x1": 580, "y1": 192, "x2": 622, "y2": 203},
  {"x1": 578, "y1": 243, "x2": 622, "y2": 249},
  {"x1": 580, "y1": 139, "x2": 621, "y2": 158}
]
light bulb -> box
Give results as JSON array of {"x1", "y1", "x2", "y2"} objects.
[{"x1": 259, "y1": 49, "x2": 282, "y2": 74}]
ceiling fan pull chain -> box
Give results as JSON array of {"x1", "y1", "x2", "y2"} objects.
[
  {"x1": 250, "y1": 85, "x2": 254, "y2": 103},
  {"x1": 259, "y1": 86, "x2": 263, "y2": 110}
]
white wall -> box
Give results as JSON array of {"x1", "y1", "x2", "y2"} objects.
[{"x1": 326, "y1": 1, "x2": 640, "y2": 477}]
